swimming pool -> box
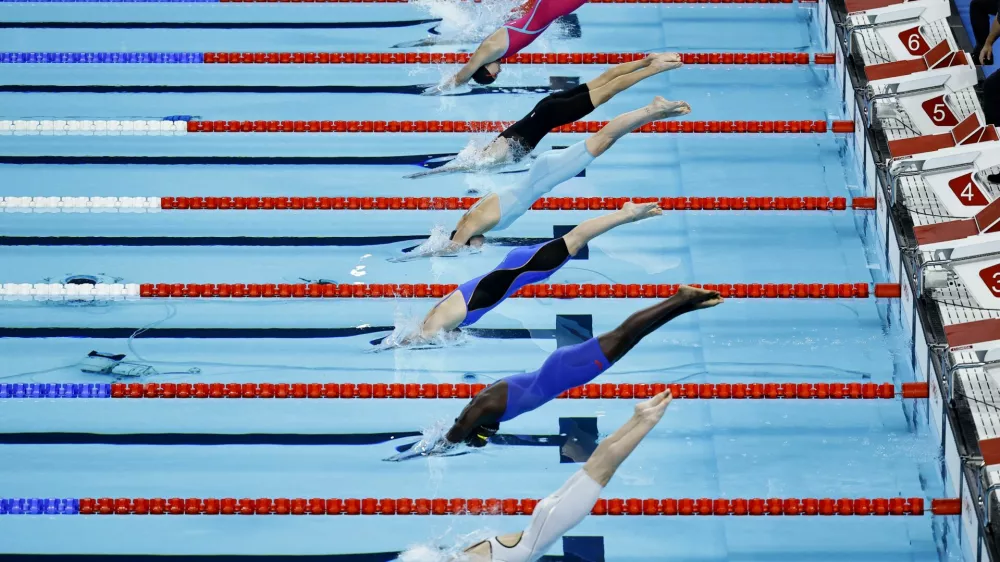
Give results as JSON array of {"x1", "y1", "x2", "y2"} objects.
[{"x1": 0, "y1": 0, "x2": 962, "y2": 560}]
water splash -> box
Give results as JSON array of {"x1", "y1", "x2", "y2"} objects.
[
  {"x1": 398, "y1": 527, "x2": 500, "y2": 562},
  {"x1": 369, "y1": 304, "x2": 471, "y2": 352},
  {"x1": 411, "y1": 0, "x2": 524, "y2": 41}
]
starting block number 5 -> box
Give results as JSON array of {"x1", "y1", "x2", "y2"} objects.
[{"x1": 922, "y1": 95, "x2": 959, "y2": 127}]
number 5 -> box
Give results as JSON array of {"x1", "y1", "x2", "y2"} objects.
[{"x1": 932, "y1": 103, "x2": 947, "y2": 123}]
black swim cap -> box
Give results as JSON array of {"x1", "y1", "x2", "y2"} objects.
[
  {"x1": 464, "y1": 422, "x2": 499, "y2": 447},
  {"x1": 450, "y1": 230, "x2": 474, "y2": 246},
  {"x1": 471, "y1": 66, "x2": 497, "y2": 85}
]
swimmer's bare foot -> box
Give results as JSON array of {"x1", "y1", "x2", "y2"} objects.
[
  {"x1": 651, "y1": 96, "x2": 691, "y2": 119},
  {"x1": 676, "y1": 285, "x2": 724, "y2": 309},
  {"x1": 622, "y1": 201, "x2": 662, "y2": 222},
  {"x1": 650, "y1": 53, "x2": 683, "y2": 72},
  {"x1": 634, "y1": 390, "x2": 672, "y2": 425}
]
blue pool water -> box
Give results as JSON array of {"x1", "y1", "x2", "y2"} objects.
[{"x1": 0, "y1": 1, "x2": 961, "y2": 560}]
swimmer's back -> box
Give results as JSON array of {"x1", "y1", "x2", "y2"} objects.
[{"x1": 502, "y1": 0, "x2": 588, "y2": 57}]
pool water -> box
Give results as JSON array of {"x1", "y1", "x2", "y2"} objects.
[{"x1": 0, "y1": 1, "x2": 961, "y2": 560}]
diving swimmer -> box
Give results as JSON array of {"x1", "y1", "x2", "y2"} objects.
[
  {"x1": 415, "y1": 97, "x2": 689, "y2": 253},
  {"x1": 451, "y1": 390, "x2": 673, "y2": 562},
  {"x1": 389, "y1": 286, "x2": 720, "y2": 459},
  {"x1": 412, "y1": 202, "x2": 662, "y2": 342},
  {"x1": 427, "y1": 0, "x2": 589, "y2": 94},
  {"x1": 408, "y1": 54, "x2": 683, "y2": 179}
]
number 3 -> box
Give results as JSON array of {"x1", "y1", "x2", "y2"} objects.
[{"x1": 990, "y1": 272, "x2": 1000, "y2": 295}]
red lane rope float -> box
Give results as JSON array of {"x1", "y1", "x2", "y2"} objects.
[
  {"x1": 137, "y1": 282, "x2": 903, "y2": 299},
  {"x1": 108, "y1": 381, "x2": 931, "y2": 399},
  {"x1": 76, "y1": 496, "x2": 958, "y2": 516},
  {"x1": 201, "y1": 52, "x2": 834, "y2": 65},
  {"x1": 159, "y1": 196, "x2": 876, "y2": 211},
  {"x1": 184, "y1": 119, "x2": 852, "y2": 134}
]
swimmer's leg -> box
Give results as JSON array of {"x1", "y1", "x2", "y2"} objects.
[
  {"x1": 586, "y1": 54, "x2": 682, "y2": 108},
  {"x1": 582, "y1": 390, "x2": 672, "y2": 485},
  {"x1": 561, "y1": 201, "x2": 662, "y2": 256},
  {"x1": 584, "y1": 97, "x2": 691, "y2": 158},
  {"x1": 597, "y1": 286, "x2": 722, "y2": 364},
  {"x1": 486, "y1": 391, "x2": 673, "y2": 557}
]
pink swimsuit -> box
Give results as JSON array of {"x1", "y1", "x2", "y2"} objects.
[{"x1": 501, "y1": 0, "x2": 588, "y2": 58}]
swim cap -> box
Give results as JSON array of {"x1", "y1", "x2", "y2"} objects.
[
  {"x1": 471, "y1": 66, "x2": 497, "y2": 85},
  {"x1": 450, "y1": 230, "x2": 474, "y2": 246},
  {"x1": 464, "y1": 422, "x2": 499, "y2": 447}
]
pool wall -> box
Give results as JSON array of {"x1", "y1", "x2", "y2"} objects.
[{"x1": 822, "y1": 0, "x2": 998, "y2": 558}]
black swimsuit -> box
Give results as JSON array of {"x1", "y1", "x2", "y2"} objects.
[{"x1": 498, "y1": 84, "x2": 595, "y2": 156}]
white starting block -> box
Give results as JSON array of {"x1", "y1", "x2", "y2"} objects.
[
  {"x1": 866, "y1": 50, "x2": 978, "y2": 137},
  {"x1": 913, "y1": 195, "x2": 1000, "y2": 252},
  {"x1": 886, "y1": 110, "x2": 999, "y2": 159},
  {"x1": 847, "y1": 0, "x2": 954, "y2": 71},
  {"x1": 888, "y1": 142, "x2": 1000, "y2": 218}
]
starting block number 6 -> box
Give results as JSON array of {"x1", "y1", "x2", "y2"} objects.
[{"x1": 899, "y1": 27, "x2": 930, "y2": 56}]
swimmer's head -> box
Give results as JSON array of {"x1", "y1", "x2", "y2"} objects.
[
  {"x1": 463, "y1": 421, "x2": 499, "y2": 448},
  {"x1": 450, "y1": 230, "x2": 486, "y2": 249},
  {"x1": 471, "y1": 62, "x2": 501, "y2": 85}
]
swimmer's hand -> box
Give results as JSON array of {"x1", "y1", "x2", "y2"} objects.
[
  {"x1": 421, "y1": 85, "x2": 448, "y2": 96},
  {"x1": 383, "y1": 437, "x2": 459, "y2": 462},
  {"x1": 388, "y1": 244, "x2": 465, "y2": 262},
  {"x1": 404, "y1": 166, "x2": 458, "y2": 180}
]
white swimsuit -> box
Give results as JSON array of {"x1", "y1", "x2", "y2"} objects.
[
  {"x1": 485, "y1": 470, "x2": 604, "y2": 562},
  {"x1": 490, "y1": 140, "x2": 595, "y2": 231}
]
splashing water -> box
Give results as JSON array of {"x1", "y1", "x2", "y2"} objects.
[
  {"x1": 369, "y1": 302, "x2": 471, "y2": 352},
  {"x1": 411, "y1": 0, "x2": 525, "y2": 41},
  {"x1": 398, "y1": 527, "x2": 500, "y2": 562}
]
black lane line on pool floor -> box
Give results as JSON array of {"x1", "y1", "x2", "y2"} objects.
[
  {"x1": 0, "y1": 235, "x2": 554, "y2": 247},
  {"x1": 0, "y1": 327, "x2": 551, "y2": 338},
  {"x1": 0, "y1": 84, "x2": 567, "y2": 94},
  {"x1": 0, "y1": 315, "x2": 593, "y2": 342},
  {"x1": 0, "y1": 537, "x2": 606, "y2": 562},
  {"x1": 0, "y1": 20, "x2": 442, "y2": 29},
  {"x1": 0, "y1": 417, "x2": 600, "y2": 464}
]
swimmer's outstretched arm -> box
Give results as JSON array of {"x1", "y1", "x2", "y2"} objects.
[
  {"x1": 404, "y1": 163, "x2": 477, "y2": 180},
  {"x1": 431, "y1": 31, "x2": 507, "y2": 93}
]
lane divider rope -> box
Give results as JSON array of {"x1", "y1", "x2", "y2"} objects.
[
  {"x1": 0, "y1": 496, "x2": 960, "y2": 516},
  {"x1": 0, "y1": 381, "x2": 930, "y2": 400},
  {"x1": 0, "y1": 119, "x2": 854, "y2": 135},
  {"x1": 0, "y1": 52, "x2": 836, "y2": 65},
  {"x1": 184, "y1": 119, "x2": 851, "y2": 133},
  {"x1": 0, "y1": 282, "x2": 901, "y2": 300},
  {"x1": 0, "y1": 282, "x2": 902, "y2": 300},
  {"x1": 1, "y1": 196, "x2": 876, "y2": 212}
]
